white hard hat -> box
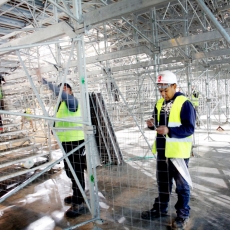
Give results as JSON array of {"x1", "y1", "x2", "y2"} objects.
[
  {"x1": 57, "y1": 79, "x2": 75, "y2": 89},
  {"x1": 156, "y1": 70, "x2": 177, "y2": 84}
]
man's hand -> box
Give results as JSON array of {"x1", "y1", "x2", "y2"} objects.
[
  {"x1": 156, "y1": 126, "x2": 169, "y2": 135},
  {"x1": 146, "y1": 118, "x2": 154, "y2": 128}
]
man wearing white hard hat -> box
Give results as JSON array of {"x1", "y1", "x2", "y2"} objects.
[
  {"x1": 36, "y1": 70, "x2": 87, "y2": 219},
  {"x1": 142, "y1": 70, "x2": 196, "y2": 229}
]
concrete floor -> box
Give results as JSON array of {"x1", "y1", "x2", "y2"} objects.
[{"x1": 0, "y1": 124, "x2": 230, "y2": 230}]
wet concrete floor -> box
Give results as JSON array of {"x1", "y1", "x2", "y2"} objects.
[{"x1": 0, "y1": 127, "x2": 230, "y2": 230}]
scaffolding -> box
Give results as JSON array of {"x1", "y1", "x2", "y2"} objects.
[{"x1": 0, "y1": 0, "x2": 230, "y2": 229}]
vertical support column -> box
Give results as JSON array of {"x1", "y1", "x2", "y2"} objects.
[
  {"x1": 38, "y1": 46, "x2": 52, "y2": 150},
  {"x1": 183, "y1": 0, "x2": 192, "y2": 99},
  {"x1": 151, "y1": 8, "x2": 160, "y2": 101},
  {"x1": 77, "y1": 38, "x2": 99, "y2": 218},
  {"x1": 225, "y1": 72, "x2": 229, "y2": 122},
  {"x1": 73, "y1": 0, "x2": 100, "y2": 222},
  {"x1": 205, "y1": 70, "x2": 212, "y2": 140},
  {"x1": 138, "y1": 73, "x2": 145, "y2": 130},
  {"x1": 201, "y1": 10, "x2": 213, "y2": 138},
  {"x1": 186, "y1": 64, "x2": 192, "y2": 100},
  {"x1": 200, "y1": 72, "x2": 205, "y2": 115},
  {"x1": 102, "y1": 22, "x2": 113, "y2": 106},
  {"x1": 217, "y1": 71, "x2": 221, "y2": 125},
  {"x1": 133, "y1": 14, "x2": 144, "y2": 130},
  {"x1": 54, "y1": 0, "x2": 61, "y2": 72}
]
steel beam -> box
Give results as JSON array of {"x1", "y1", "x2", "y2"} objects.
[
  {"x1": 207, "y1": 59, "x2": 230, "y2": 66},
  {"x1": 161, "y1": 28, "x2": 230, "y2": 49},
  {"x1": 109, "y1": 57, "x2": 184, "y2": 72},
  {"x1": 2, "y1": 4, "x2": 33, "y2": 18},
  {"x1": 0, "y1": 12, "x2": 67, "y2": 41},
  {"x1": 0, "y1": 21, "x2": 76, "y2": 55},
  {"x1": 86, "y1": 46, "x2": 157, "y2": 64},
  {"x1": 83, "y1": 0, "x2": 169, "y2": 27},
  {"x1": 0, "y1": 16, "x2": 25, "y2": 28},
  {"x1": 192, "y1": 49, "x2": 230, "y2": 59},
  {"x1": 196, "y1": 0, "x2": 230, "y2": 45}
]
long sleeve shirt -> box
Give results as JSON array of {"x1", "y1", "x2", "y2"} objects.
[
  {"x1": 42, "y1": 78, "x2": 78, "y2": 112},
  {"x1": 150, "y1": 92, "x2": 196, "y2": 153}
]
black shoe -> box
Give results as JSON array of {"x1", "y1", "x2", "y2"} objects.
[
  {"x1": 65, "y1": 203, "x2": 85, "y2": 218},
  {"x1": 64, "y1": 196, "x2": 84, "y2": 205},
  {"x1": 64, "y1": 196, "x2": 73, "y2": 204},
  {"x1": 141, "y1": 208, "x2": 167, "y2": 220},
  {"x1": 172, "y1": 217, "x2": 189, "y2": 229}
]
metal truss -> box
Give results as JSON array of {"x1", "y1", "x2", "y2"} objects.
[{"x1": 0, "y1": 0, "x2": 229, "y2": 228}]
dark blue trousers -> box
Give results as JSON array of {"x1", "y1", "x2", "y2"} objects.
[
  {"x1": 153, "y1": 151, "x2": 190, "y2": 218},
  {"x1": 62, "y1": 140, "x2": 87, "y2": 205}
]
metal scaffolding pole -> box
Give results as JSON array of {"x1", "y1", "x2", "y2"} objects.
[
  {"x1": 204, "y1": 70, "x2": 213, "y2": 141},
  {"x1": 196, "y1": 0, "x2": 230, "y2": 45},
  {"x1": 151, "y1": 8, "x2": 160, "y2": 101},
  {"x1": 225, "y1": 73, "x2": 230, "y2": 122},
  {"x1": 216, "y1": 71, "x2": 221, "y2": 126},
  {"x1": 0, "y1": 50, "x2": 90, "y2": 210},
  {"x1": 73, "y1": 0, "x2": 102, "y2": 228}
]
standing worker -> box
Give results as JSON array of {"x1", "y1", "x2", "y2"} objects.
[
  {"x1": 40, "y1": 75, "x2": 87, "y2": 219},
  {"x1": 21, "y1": 108, "x2": 35, "y2": 131},
  {"x1": 191, "y1": 88, "x2": 200, "y2": 127},
  {"x1": 142, "y1": 70, "x2": 196, "y2": 229}
]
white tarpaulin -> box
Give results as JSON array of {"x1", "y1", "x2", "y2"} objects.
[{"x1": 170, "y1": 158, "x2": 193, "y2": 189}]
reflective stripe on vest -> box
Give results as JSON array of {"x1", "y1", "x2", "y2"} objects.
[
  {"x1": 152, "y1": 95, "x2": 192, "y2": 158},
  {"x1": 55, "y1": 102, "x2": 84, "y2": 142}
]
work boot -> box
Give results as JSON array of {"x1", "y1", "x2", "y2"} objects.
[
  {"x1": 65, "y1": 203, "x2": 85, "y2": 218},
  {"x1": 64, "y1": 196, "x2": 73, "y2": 204},
  {"x1": 172, "y1": 217, "x2": 189, "y2": 230},
  {"x1": 141, "y1": 208, "x2": 167, "y2": 220},
  {"x1": 64, "y1": 195, "x2": 81, "y2": 205}
]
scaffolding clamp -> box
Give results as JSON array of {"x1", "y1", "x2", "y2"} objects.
[
  {"x1": 84, "y1": 125, "x2": 96, "y2": 134},
  {"x1": 152, "y1": 46, "x2": 160, "y2": 54}
]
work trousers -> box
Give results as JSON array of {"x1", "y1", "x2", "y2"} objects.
[
  {"x1": 153, "y1": 151, "x2": 190, "y2": 218},
  {"x1": 62, "y1": 140, "x2": 87, "y2": 205}
]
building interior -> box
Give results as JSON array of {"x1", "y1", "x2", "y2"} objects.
[{"x1": 0, "y1": 0, "x2": 230, "y2": 229}]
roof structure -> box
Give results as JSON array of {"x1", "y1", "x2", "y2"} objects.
[
  {"x1": 0, "y1": 0, "x2": 228, "y2": 130},
  {"x1": 0, "y1": 2, "x2": 229, "y2": 229},
  {"x1": 0, "y1": 0, "x2": 229, "y2": 73}
]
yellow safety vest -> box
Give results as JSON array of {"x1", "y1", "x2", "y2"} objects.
[
  {"x1": 0, "y1": 87, "x2": 3, "y2": 99},
  {"x1": 152, "y1": 96, "x2": 193, "y2": 158},
  {"x1": 25, "y1": 108, "x2": 32, "y2": 120},
  {"x1": 55, "y1": 102, "x2": 84, "y2": 142},
  {"x1": 191, "y1": 94, "x2": 199, "y2": 107}
]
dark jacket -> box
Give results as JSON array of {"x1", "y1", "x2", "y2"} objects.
[
  {"x1": 149, "y1": 92, "x2": 196, "y2": 153},
  {"x1": 42, "y1": 78, "x2": 78, "y2": 112}
]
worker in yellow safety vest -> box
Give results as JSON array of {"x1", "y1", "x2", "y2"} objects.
[
  {"x1": 141, "y1": 70, "x2": 196, "y2": 229},
  {"x1": 41, "y1": 77, "x2": 87, "y2": 219},
  {"x1": 21, "y1": 108, "x2": 35, "y2": 131},
  {"x1": 191, "y1": 89, "x2": 200, "y2": 126}
]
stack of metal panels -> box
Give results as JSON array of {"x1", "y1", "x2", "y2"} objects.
[{"x1": 89, "y1": 92, "x2": 123, "y2": 165}]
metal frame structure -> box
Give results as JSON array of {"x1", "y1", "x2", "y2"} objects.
[{"x1": 0, "y1": 0, "x2": 230, "y2": 228}]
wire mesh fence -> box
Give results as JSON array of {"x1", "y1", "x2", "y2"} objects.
[{"x1": 0, "y1": 44, "x2": 230, "y2": 229}]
